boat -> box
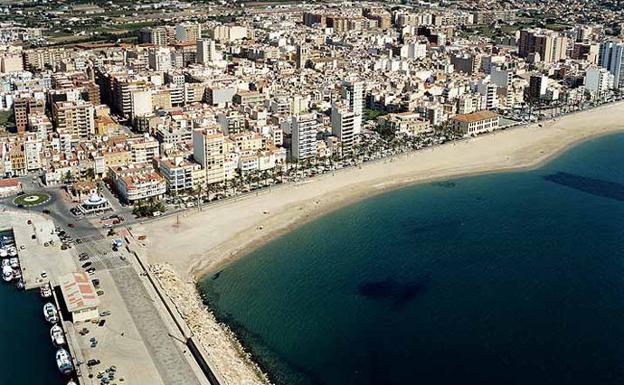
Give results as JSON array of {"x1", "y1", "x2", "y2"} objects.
[
  {"x1": 12, "y1": 269, "x2": 21, "y2": 280},
  {"x1": 0, "y1": 248, "x2": 7, "y2": 258},
  {"x1": 2, "y1": 266, "x2": 13, "y2": 282},
  {"x1": 9, "y1": 257, "x2": 18, "y2": 269},
  {"x1": 50, "y1": 325, "x2": 66, "y2": 346},
  {"x1": 16, "y1": 280, "x2": 24, "y2": 290},
  {"x1": 1, "y1": 259, "x2": 9, "y2": 268},
  {"x1": 55, "y1": 348, "x2": 73, "y2": 375},
  {"x1": 7, "y1": 247, "x2": 17, "y2": 257},
  {"x1": 40, "y1": 284, "x2": 52, "y2": 298},
  {"x1": 43, "y1": 303, "x2": 59, "y2": 324},
  {"x1": 67, "y1": 381, "x2": 77, "y2": 385}
]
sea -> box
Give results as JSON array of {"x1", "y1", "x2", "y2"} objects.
[
  {"x1": 199, "y1": 132, "x2": 624, "y2": 385},
  {"x1": 0, "y1": 284, "x2": 63, "y2": 385},
  {"x1": 0, "y1": 229, "x2": 64, "y2": 385}
]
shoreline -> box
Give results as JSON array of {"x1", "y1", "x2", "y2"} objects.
[{"x1": 138, "y1": 101, "x2": 624, "y2": 283}]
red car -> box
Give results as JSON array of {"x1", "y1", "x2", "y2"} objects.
[{"x1": 68, "y1": 223, "x2": 75, "y2": 228}]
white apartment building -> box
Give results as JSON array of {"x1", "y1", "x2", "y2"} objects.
[
  {"x1": 585, "y1": 67, "x2": 614, "y2": 94},
  {"x1": 331, "y1": 105, "x2": 357, "y2": 153},
  {"x1": 291, "y1": 113, "x2": 319, "y2": 161}
]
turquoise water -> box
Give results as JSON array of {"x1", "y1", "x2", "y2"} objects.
[
  {"x1": 200, "y1": 132, "x2": 624, "y2": 385},
  {"x1": 0, "y1": 282, "x2": 64, "y2": 385}
]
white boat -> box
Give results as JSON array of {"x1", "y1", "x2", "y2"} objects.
[
  {"x1": 7, "y1": 247, "x2": 16, "y2": 257},
  {"x1": 55, "y1": 348, "x2": 73, "y2": 375},
  {"x1": 9, "y1": 257, "x2": 18, "y2": 269},
  {"x1": 0, "y1": 248, "x2": 7, "y2": 258},
  {"x1": 40, "y1": 284, "x2": 52, "y2": 298},
  {"x1": 1, "y1": 259, "x2": 9, "y2": 268},
  {"x1": 43, "y1": 303, "x2": 59, "y2": 324},
  {"x1": 12, "y1": 269, "x2": 21, "y2": 280},
  {"x1": 50, "y1": 325, "x2": 66, "y2": 346},
  {"x1": 2, "y1": 266, "x2": 13, "y2": 282},
  {"x1": 67, "y1": 381, "x2": 77, "y2": 385}
]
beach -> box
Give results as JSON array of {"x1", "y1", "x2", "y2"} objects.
[
  {"x1": 131, "y1": 101, "x2": 624, "y2": 385},
  {"x1": 140, "y1": 101, "x2": 624, "y2": 281}
]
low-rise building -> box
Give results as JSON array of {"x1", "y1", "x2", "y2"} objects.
[{"x1": 452, "y1": 110, "x2": 500, "y2": 135}]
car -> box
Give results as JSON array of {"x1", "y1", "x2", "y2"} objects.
[
  {"x1": 96, "y1": 290, "x2": 104, "y2": 296},
  {"x1": 68, "y1": 223, "x2": 75, "y2": 228},
  {"x1": 82, "y1": 262, "x2": 92, "y2": 269},
  {"x1": 98, "y1": 319, "x2": 106, "y2": 327},
  {"x1": 87, "y1": 359, "x2": 101, "y2": 367},
  {"x1": 79, "y1": 255, "x2": 89, "y2": 262},
  {"x1": 99, "y1": 311, "x2": 111, "y2": 317},
  {"x1": 92, "y1": 279, "x2": 100, "y2": 287},
  {"x1": 86, "y1": 267, "x2": 96, "y2": 273},
  {"x1": 42, "y1": 209, "x2": 50, "y2": 214},
  {"x1": 27, "y1": 219, "x2": 32, "y2": 225},
  {"x1": 40, "y1": 271, "x2": 47, "y2": 278},
  {"x1": 79, "y1": 252, "x2": 88, "y2": 258}
]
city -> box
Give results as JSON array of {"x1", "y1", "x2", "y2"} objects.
[{"x1": 0, "y1": 1, "x2": 623, "y2": 385}]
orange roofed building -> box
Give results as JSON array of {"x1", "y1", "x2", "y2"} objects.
[
  {"x1": 59, "y1": 272, "x2": 100, "y2": 323},
  {"x1": 452, "y1": 110, "x2": 499, "y2": 135}
]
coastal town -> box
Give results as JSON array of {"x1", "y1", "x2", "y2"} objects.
[{"x1": 0, "y1": 1, "x2": 623, "y2": 385}]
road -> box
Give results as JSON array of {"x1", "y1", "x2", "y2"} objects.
[{"x1": 1, "y1": 179, "x2": 205, "y2": 385}]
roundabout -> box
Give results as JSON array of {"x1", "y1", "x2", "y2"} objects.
[{"x1": 13, "y1": 192, "x2": 51, "y2": 207}]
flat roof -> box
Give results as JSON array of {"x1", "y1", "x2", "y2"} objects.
[
  {"x1": 454, "y1": 110, "x2": 499, "y2": 123},
  {"x1": 60, "y1": 272, "x2": 100, "y2": 312}
]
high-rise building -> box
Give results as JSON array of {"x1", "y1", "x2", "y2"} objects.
[
  {"x1": 585, "y1": 67, "x2": 614, "y2": 94},
  {"x1": 193, "y1": 128, "x2": 225, "y2": 185},
  {"x1": 331, "y1": 105, "x2": 356, "y2": 153},
  {"x1": 175, "y1": 23, "x2": 202, "y2": 44},
  {"x1": 51, "y1": 100, "x2": 96, "y2": 141},
  {"x1": 343, "y1": 80, "x2": 363, "y2": 135},
  {"x1": 197, "y1": 38, "x2": 218, "y2": 65},
  {"x1": 148, "y1": 47, "x2": 172, "y2": 71},
  {"x1": 518, "y1": 29, "x2": 568, "y2": 63},
  {"x1": 13, "y1": 97, "x2": 45, "y2": 135},
  {"x1": 291, "y1": 113, "x2": 319, "y2": 161},
  {"x1": 528, "y1": 74, "x2": 549, "y2": 101},
  {"x1": 598, "y1": 41, "x2": 624, "y2": 89}
]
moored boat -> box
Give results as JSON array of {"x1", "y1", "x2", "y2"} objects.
[
  {"x1": 9, "y1": 257, "x2": 18, "y2": 269},
  {"x1": 7, "y1": 247, "x2": 17, "y2": 257},
  {"x1": 50, "y1": 325, "x2": 66, "y2": 346},
  {"x1": 40, "y1": 283, "x2": 52, "y2": 298},
  {"x1": 43, "y1": 302, "x2": 59, "y2": 324},
  {"x1": 55, "y1": 348, "x2": 73, "y2": 375},
  {"x1": 2, "y1": 266, "x2": 13, "y2": 282}
]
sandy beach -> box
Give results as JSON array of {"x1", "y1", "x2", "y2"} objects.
[{"x1": 140, "y1": 102, "x2": 624, "y2": 281}]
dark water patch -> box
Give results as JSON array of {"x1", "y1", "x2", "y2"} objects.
[
  {"x1": 543, "y1": 172, "x2": 624, "y2": 202},
  {"x1": 432, "y1": 181, "x2": 456, "y2": 188},
  {"x1": 357, "y1": 277, "x2": 428, "y2": 307}
]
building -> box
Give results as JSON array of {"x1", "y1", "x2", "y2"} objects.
[
  {"x1": 378, "y1": 112, "x2": 431, "y2": 136},
  {"x1": 585, "y1": 67, "x2": 614, "y2": 94},
  {"x1": 158, "y1": 156, "x2": 205, "y2": 193},
  {"x1": 175, "y1": 23, "x2": 201, "y2": 44},
  {"x1": 197, "y1": 38, "x2": 219, "y2": 64},
  {"x1": 528, "y1": 74, "x2": 549, "y2": 101},
  {"x1": 291, "y1": 113, "x2": 319, "y2": 161},
  {"x1": 518, "y1": 29, "x2": 568, "y2": 63},
  {"x1": 598, "y1": 41, "x2": 624, "y2": 89},
  {"x1": 452, "y1": 110, "x2": 500, "y2": 135},
  {"x1": 148, "y1": 48, "x2": 172, "y2": 71},
  {"x1": 75, "y1": 192, "x2": 113, "y2": 216},
  {"x1": 51, "y1": 100, "x2": 95, "y2": 141},
  {"x1": 331, "y1": 105, "x2": 357, "y2": 153},
  {"x1": 110, "y1": 166, "x2": 167, "y2": 203},
  {"x1": 193, "y1": 129, "x2": 225, "y2": 185},
  {"x1": 344, "y1": 80, "x2": 364, "y2": 135},
  {"x1": 13, "y1": 97, "x2": 45, "y2": 134},
  {"x1": 0, "y1": 178, "x2": 21, "y2": 197},
  {"x1": 59, "y1": 272, "x2": 100, "y2": 323}
]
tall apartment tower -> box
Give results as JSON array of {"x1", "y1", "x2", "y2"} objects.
[
  {"x1": 518, "y1": 29, "x2": 568, "y2": 63},
  {"x1": 192, "y1": 128, "x2": 225, "y2": 185},
  {"x1": 197, "y1": 38, "x2": 218, "y2": 65},
  {"x1": 344, "y1": 80, "x2": 364, "y2": 135},
  {"x1": 331, "y1": 105, "x2": 356, "y2": 154},
  {"x1": 598, "y1": 41, "x2": 624, "y2": 89}
]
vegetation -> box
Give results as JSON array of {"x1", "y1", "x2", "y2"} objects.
[
  {"x1": 13, "y1": 192, "x2": 51, "y2": 207},
  {"x1": 132, "y1": 198, "x2": 166, "y2": 217}
]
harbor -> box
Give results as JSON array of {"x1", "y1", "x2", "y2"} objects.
[{"x1": 0, "y1": 205, "x2": 216, "y2": 385}]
